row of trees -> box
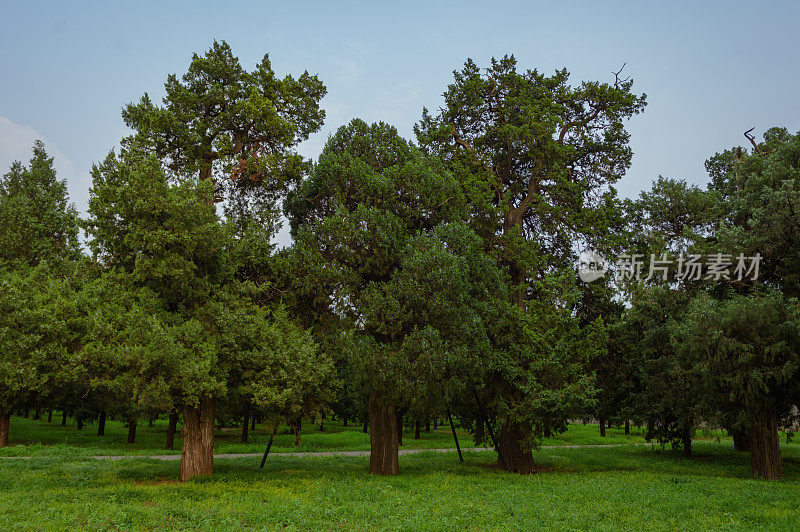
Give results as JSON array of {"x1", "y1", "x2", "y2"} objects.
[{"x1": 1, "y1": 41, "x2": 798, "y2": 481}]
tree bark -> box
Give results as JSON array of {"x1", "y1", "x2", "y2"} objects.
[
  {"x1": 0, "y1": 413, "x2": 9, "y2": 447},
  {"x1": 61, "y1": 410, "x2": 67, "y2": 426},
  {"x1": 127, "y1": 418, "x2": 137, "y2": 443},
  {"x1": 732, "y1": 429, "x2": 749, "y2": 452},
  {"x1": 599, "y1": 416, "x2": 606, "y2": 437},
  {"x1": 414, "y1": 419, "x2": 421, "y2": 440},
  {"x1": 166, "y1": 411, "x2": 178, "y2": 450},
  {"x1": 343, "y1": 415, "x2": 348, "y2": 427},
  {"x1": 97, "y1": 411, "x2": 106, "y2": 436},
  {"x1": 682, "y1": 425, "x2": 692, "y2": 458},
  {"x1": 368, "y1": 393, "x2": 399, "y2": 475},
  {"x1": 497, "y1": 420, "x2": 535, "y2": 473},
  {"x1": 250, "y1": 414, "x2": 256, "y2": 431},
  {"x1": 646, "y1": 417, "x2": 655, "y2": 441},
  {"x1": 624, "y1": 420, "x2": 630, "y2": 435},
  {"x1": 425, "y1": 414, "x2": 431, "y2": 433},
  {"x1": 76, "y1": 417, "x2": 83, "y2": 430},
  {"x1": 34, "y1": 408, "x2": 41, "y2": 420},
  {"x1": 291, "y1": 416, "x2": 302, "y2": 446},
  {"x1": 748, "y1": 404, "x2": 782, "y2": 480},
  {"x1": 241, "y1": 399, "x2": 250, "y2": 444},
  {"x1": 396, "y1": 411, "x2": 403, "y2": 446},
  {"x1": 47, "y1": 410, "x2": 53, "y2": 423},
  {"x1": 363, "y1": 420, "x2": 368, "y2": 434},
  {"x1": 475, "y1": 419, "x2": 485, "y2": 446},
  {"x1": 180, "y1": 397, "x2": 216, "y2": 481}
]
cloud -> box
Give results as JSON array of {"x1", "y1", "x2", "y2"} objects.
[{"x1": 0, "y1": 115, "x2": 76, "y2": 183}]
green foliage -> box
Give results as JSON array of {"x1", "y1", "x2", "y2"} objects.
[{"x1": 0, "y1": 141, "x2": 80, "y2": 270}]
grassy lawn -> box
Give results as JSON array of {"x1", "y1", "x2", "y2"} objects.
[
  {"x1": 0, "y1": 415, "x2": 652, "y2": 457},
  {"x1": 1, "y1": 441, "x2": 798, "y2": 529}
]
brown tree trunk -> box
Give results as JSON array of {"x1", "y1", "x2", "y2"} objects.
[
  {"x1": 127, "y1": 418, "x2": 137, "y2": 443},
  {"x1": 180, "y1": 397, "x2": 216, "y2": 481},
  {"x1": 368, "y1": 393, "x2": 399, "y2": 475},
  {"x1": 61, "y1": 410, "x2": 67, "y2": 426},
  {"x1": 166, "y1": 411, "x2": 178, "y2": 450},
  {"x1": 396, "y1": 411, "x2": 403, "y2": 446},
  {"x1": 475, "y1": 419, "x2": 485, "y2": 446},
  {"x1": 425, "y1": 414, "x2": 431, "y2": 433},
  {"x1": 241, "y1": 399, "x2": 250, "y2": 444},
  {"x1": 498, "y1": 420, "x2": 535, "y2": 473},
  {"x1": 624, "y1": 420, "x2": 630, "y2": 435},
  {"x1": 682, "y1": 425, "x2": 692, "y2": 458},
  {"x1": 291, "y1": 416, "x2": 302, "y2": 446},
  {"x1": 250, "y1": 414, "x2": 256, "y2": 431},
  {"x1": 34, "y1": 408, "x2": 41, "y2": 420},
  {"x1": 0, "y1": 413, "x2": 9, "y2": 447},
  {"x1": 76, "y1": 417, "x2": 84, "y2": 430},
  {"x1": 97, "y1": 411, "x2": 106, "y2": 436},
  {"x1": 47, "y1": 410, "x2": 53, "y2": 423},
  {"x1": 363, "y1": 419, "x2": 368, "y2": 434},
  {"x1": 599, "y1": 416, "x2": 606, "y2": 437},
  {"x1": 732, "y1": 429, "x2": 749, "y2": 452},
  {"x1": 414, "y1": 419, "x2": 421, "y2": 440},
  {"x1": 343, "y1": 416, "x2": 348, "y2": 427},
  {"x1": 748, "y1": 404, "x2": 782, "y2": 480}
]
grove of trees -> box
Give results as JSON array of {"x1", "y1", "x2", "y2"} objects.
[{"x1": 1, "y1": 41, "x2": 798, "y2": 481}]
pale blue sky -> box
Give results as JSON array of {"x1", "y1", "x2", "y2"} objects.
[{"x1": 1, "y1": 1, "x2": 798, "y2": 245}]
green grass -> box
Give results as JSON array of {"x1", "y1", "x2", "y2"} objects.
[
  {"x1": 1, "y1": 442, "x2": 799, "y2": 529},
  {"x1": 0, "y1": 415, "x2": 652, "y2": 457}
]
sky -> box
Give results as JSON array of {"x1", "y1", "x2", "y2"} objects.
[{"x1": 1, "y1": 1, "x2": 799, "y2": 246}]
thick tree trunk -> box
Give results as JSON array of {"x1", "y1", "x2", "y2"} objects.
[
  {"x1": 624, "y1": 420, "x2": 630, "y2": 435},
  {"x1": 241, "y1": 399, "x2": 250, "y2": 444},
  {"x1": 0, "y1": 413, "x2": 9, "y2": 447},
  {"x1": 97, "y1": 411, "x2": 106, "y2": 436},
  {"x1": 180, "y1": 397, "x2": 216, "y2": 481},
  {"x1": 166, "y1": 411, "x2": 178, "y2": 450},
  {"x1": 368, "y1": 393, "x2": 399, "y2": 475},
  {"x1": 682, "y1": 425, "x2": 692, "y2": 458},
  {"x1": 47, "y1": 410, "x2": 53, "y2": 423},
  {"x1": 748, "y1": 405, "x2": 782, "y2": 480},
  {"x1": 599, "y1": 416, "x2": 606, "y2": 437},
  {"x1": 414, "y1": 419, "x2": 421, "y2": 440},
  {"x1": 498, "y1": 420, "x2": 535, "y2": 473},
  {"x1": 127, "y1": 418, "x2": 137, "y2": 443},
  {"x1": 732, "y1": 430, "x2": 750, "y2": 452}
]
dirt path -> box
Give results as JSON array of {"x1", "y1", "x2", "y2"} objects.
[{"x1": 1, "y1": 442, "x2": 651, "y2": 461}]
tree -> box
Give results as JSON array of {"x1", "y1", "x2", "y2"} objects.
[
  {"x1": 675, "y1": 291, "x2": 799, "y2": 479},
  {"x1": 121, "y1": 40, "x2": 325, "y2": 212},
  {"x1": 84, "y1": 146, "x2": 330, "y2": 480},
  {"x1": 0, "y1": 141, "x2": 80, "y2": 270},
  {"x1": 415, "y1": 56, "x2": 645, "y2": 471},
  {"x1": 286, "y1": 119, "x2": 503, "y2": 474}
]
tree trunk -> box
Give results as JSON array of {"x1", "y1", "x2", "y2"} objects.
[
  {"x1": 148, "y1": 415, "x2": 154, "y2": 427},
  {"x1": 127, "y1": 418, "x2": 137, "y2": 443},
  {"x1": 682, "y1": 425, "x2": 692, "y2": 458},
  {"x1": 343, "y1": 416, "x2": 348, "y2": 427},
  {"x1": 368, "y1": 393, "x2": 399, "y2": 475},
  {"x1": 414, "y1": 419, "x2": 421, "y2": 439},
  {"x1": 166, "y1": 411, "x2": 178, "y2": 450},
  {"x1": 76, "y1": 417, "x2": 84, "y2": 430},
  {"x1": 624, "y1": 420, "x2": 630, "y2": 435},
  {"x1": 599, "y1": 416, "x2": 606, "y2": 437},
  {"x1": 97, "y1": 411, "x2": 106, "y2": 436},
  {"x1": 433, "y1": 417, "x2": 438, "y2": 430},
  {"x1": 291, "y1": 416, "x2": 302, "y2": 446},
  {"x1": 497, "y1": 420, "x2": 535, "y2": 473},
  {"x1": 251, "y1": 414, "x2": 256, "y2": 431},
  {"x1": 475, "y1": 419, "x2": 485, "y2": 446},
  {"x1": 241, "y1": 399, "x2": 250, "y2": 444},
  {"x1": 61, "y1": 410, "x2": 67, "y2": 426},
  {"x1": 396, "y1": 411, "x2": 403, "y2": 446},
  {"x1": 748, "y1": 404, "x2": 782, "y2": 480},
  {"x1": 363, "y1": 420, "x2": 368, "y2": 434},
  {"x1": 180, "y1": 397, "x2": 216, "y2": 481},
  {"x1": 34, "y1": 408, "x2": 41, "y2": 420},
  {"x1": 425, "y1": 414, "x2": 431, "y2": 433},
  {"x1": 47, "y1": 410, "x2": 53, "y2": 423},
  {"x1": 646, "y1": 417, "x2": 655, "y2": 441},
  {"x1": 0, "y1": 413, "x2": 9, "y2": 447},
  {"x1": 732, "y1": 429, "x2": 749, "y2": 452}
]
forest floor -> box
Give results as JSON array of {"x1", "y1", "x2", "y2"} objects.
[{"x1": 1, "y1": 416, "x2": 799, "y2": 529}]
